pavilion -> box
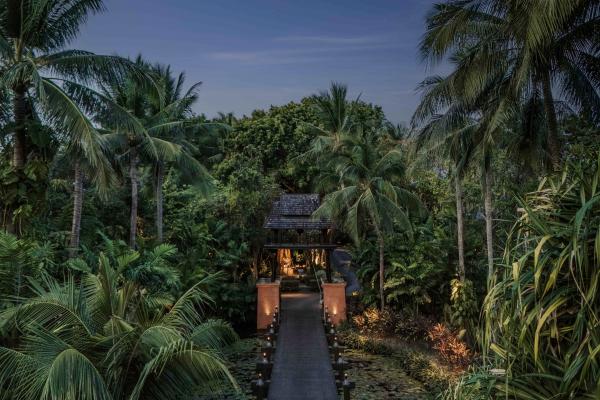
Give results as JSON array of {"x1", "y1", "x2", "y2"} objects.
[
  {"x1": 256, "y1": 193, "x2": 347, "y2": 330},
  {"x1": 263, "y1": 193, "x2": 336, "y2": 282}
]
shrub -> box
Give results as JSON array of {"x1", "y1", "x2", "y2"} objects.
[
  {"x1": 338, "y1": 328, "x2": 395, "y2": 355},
  {"x1": 352, "y1": 306, "x2": 438, "y2": 342},
  {"x1": 426, "y1": 323, "x2": 472, "y2": 367},
  {"x1": 448, "y1": 279, "x2": 477, "y2": 332},
  {"x1": 351, "y1": 307, "x2": 397, "y2": 336},
  {"x1": 394, "y1": 313, "x2": 435, "y2": 342}
]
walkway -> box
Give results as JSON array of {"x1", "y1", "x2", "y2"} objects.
[{"x1": 268, "y1": 291, "x2": 338, "y2": 400}]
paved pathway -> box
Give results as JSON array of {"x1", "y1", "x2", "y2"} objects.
[{"x1": 268, "y1": 291, "x2": 338, "y2": 400}]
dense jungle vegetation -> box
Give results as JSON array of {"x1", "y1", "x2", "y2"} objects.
[{"x1": 0, "y1": 0, "x2": 599, "y2": 399}]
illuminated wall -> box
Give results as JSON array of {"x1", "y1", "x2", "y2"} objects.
[
  {"x1": 322, "y1": 282, "x2": 346, "y2": 326},
  {"x1": 256, "y1": 281, "x2": 280, "y2": 330}
]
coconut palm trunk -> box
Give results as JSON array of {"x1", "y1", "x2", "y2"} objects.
[
  {"x1": 12, "y1": 85, "x2": 27, "y2": 169},
  {"x1": 69, "y1": 160, "x2": 84, "y2": 258},
  {"x1": 455, "y1": 175, "x2": 466, "y2": 282},
  {"x1": 129, "y1": 147, "x2": 139, "y2": 248},
  {"x1": 371, "y1": 216, "x2": 385, "y2": 311},
  {"x1": 483, "y1": 157, "x2": 494, "y2": 281},
  {"x1": 155, "y1": 163, "x2": 164, "y2": 243},
  {"x1": 541, "y1": 72, "x2": 561, "y2": 170},
  {"x1": 377, "y1": 232, "x2": 385, "y2": 311},
  {"x1": 4, "y1": 85, "x2": 28, "y2": 234}
]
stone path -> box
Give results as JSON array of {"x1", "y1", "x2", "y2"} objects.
[{"x1": 268, "y1": 291, "x2": 338, "y2": 400}]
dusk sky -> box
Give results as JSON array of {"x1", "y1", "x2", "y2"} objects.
[{"x1": 73, "y1": 0, "x2": 447, "y2": 124}]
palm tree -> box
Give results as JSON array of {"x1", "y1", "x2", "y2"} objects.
[
  {"x1": 0, "y1": 251, "x2": 239, "y2": 399},
  {"x1": 59, "y1": 146, "x2": 114, "y2": 258},
  {"x1": 0, "y1": 0, "x2": 147, "y2": 233},
  {"x1": 97, "y1": 58, "x2": 211, "y2": 248},
  {"x1": 412, "y1": 116, "x2": 477, "y2": 281},
  {"x1": 412, "y1": 65, "x2": 497, "y2": 280},
  {"x1": 58, "y1": 137, "x2": 119, "y2": 258},
  {"x1": 146, "y1": 64, "x2": 213, "y2": 243},
  {"x1": 417, "y1": 0, "x2": 599, "y2": 278},
  {"x1": 316, "y1": 130, "x2": 422, "y2": 310},
  {"x1": 0, "y1": 0, "x2": 145, "y2": 168},
  {"x1": 421, "y1": 0, "x2": 600, "y2": 170},
  {"x1": 305, "y1": 82, "x2": 359, "y2": 163},
  {"x1": 214, "y1": 111, "x2": 238, "y2": 127}
]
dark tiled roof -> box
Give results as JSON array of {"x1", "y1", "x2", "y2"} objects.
[
  {"x1": 278, "y1": 194, "x2": 320, "y2": 216},
  {"x1": 264, "y1": 193, "x2": 332, "y2": 230}
]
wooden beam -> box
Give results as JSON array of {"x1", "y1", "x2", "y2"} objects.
[{"x1": 264, "y1": 243, "x2": 337, "y2": 250}]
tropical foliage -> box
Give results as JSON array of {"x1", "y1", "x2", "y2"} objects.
[
  {"x1": 0, "y1": 237, "x2": 238, "y2": 399},
  {"x1": 0, "y1": 0, "x2": 599, "y2": 398},
  {"x1": 442, "y1": 156, "x2": 600, "y2": 399},
  {"x1": 314, "y1": 120, "x2": 423, "y2": 310}
]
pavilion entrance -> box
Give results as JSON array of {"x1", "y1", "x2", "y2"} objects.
[
  {"x1": 263, "y1": 193, "x2": 336, "y2": 283},
  {"x1": 256, "y1": 194, "x2": 347, "y2": 330}
]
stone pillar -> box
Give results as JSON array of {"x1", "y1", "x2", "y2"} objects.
[
  {"x1": 322, "y1": 282, "x2": 346, "y2": 326},
  {"x1": 256, "y1": 281, "x2": 280, "y2": 330}
]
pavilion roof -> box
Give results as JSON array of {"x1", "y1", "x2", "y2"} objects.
[{"x1": 264, "y1": 193, "x2": 332, "y2": 230}]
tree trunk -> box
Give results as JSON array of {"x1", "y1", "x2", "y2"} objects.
[
  {"x1": 12, "y1": 85, "x2": 27, "y2": 169},
  {"x1": 483, "y1": 156, "x2": 494, "y2": 281},
  {"x1": 6, "y1": 0, "x2": 23, "y2": 38},
  {"x1": 455, "y1": 175, "x2": 466, "y2": 282},
  {"x1": 155, "y1": 163, "x2": 164, "y2": 243},
  {"x1": 129, "y1": 148, "x2": 139, "y2": 248},
  {"x1": 69, "y1": 160, "x2": 84, "y2": 258},
  {"x1": 541, "y1": 72, "x2": 561, "y2": 170},
  {"x1": 378, "y1": 233, "x2": 385, "y2": 311}
]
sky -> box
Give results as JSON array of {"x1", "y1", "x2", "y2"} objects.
[{"x1": 72, "y1": 0, "x2": 447, "y2": 124}]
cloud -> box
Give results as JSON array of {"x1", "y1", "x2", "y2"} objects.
[
  {"x1": 274, "y1": 35, "x2": 386, "y2": 45},
  {"x1": 207, "y1": 43, "x2": 399, "y2": 65},
  {"x1": 207, "y1": 49, "x2": 322, "y2": 64},
  {"x1": 206, "y1": 33, "x2": 399, "y2": 65}
]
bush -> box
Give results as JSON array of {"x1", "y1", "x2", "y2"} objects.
[
  {"x1": 448, "y1": 279, "x2": 477, "y2": 332},
  {"x1": 338, "y1": 328, "x2": 395, "y2": 355},
  {"x1": 354, "y1": 222, "x2": 453, "y2": 314},
  {"x1": 394, "y1": 313, "x2": 435, "y2": 342},
  {"x1": 426, "y1": 323, "x2": 472, "y2": 367},
  {"x1": 351, "y1": 307, "x2": 398, "y2": 336}
]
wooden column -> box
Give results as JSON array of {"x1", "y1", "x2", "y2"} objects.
[
  {"x1": 271, "y1": 250, "x2": 278, "y2": 282},
  {"x1": 325, "y1": 249, "x2": 332, "y2": 282}
]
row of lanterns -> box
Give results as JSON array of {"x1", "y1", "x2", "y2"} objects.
[
  {"x1": 323, "y1": 306, "x2": 355, "y2": 400},
  {"x1": 252, "y1": 306, "x2": 279, "y2": 399}
]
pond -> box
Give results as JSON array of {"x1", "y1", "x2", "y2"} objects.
[
  {"x1": 344, "y1": 348, "x2": 428, "y2": 400},
  {"x1": 200, "y1": 338, "x2": 430, "y2": 399}
]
